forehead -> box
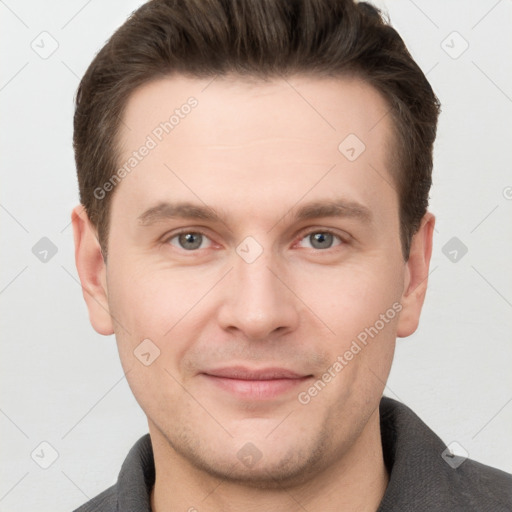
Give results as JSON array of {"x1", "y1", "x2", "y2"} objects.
[
  {"x1": 112, "y1": 73, "x2": 397, "y2": 224},
  {"x1": 118, "y1": 73, "x2": 394, "y2": 151}
]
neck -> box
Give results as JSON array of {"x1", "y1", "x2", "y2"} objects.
[{"x1": 150, "y1": 408, "x2": 388, "y2": 512}]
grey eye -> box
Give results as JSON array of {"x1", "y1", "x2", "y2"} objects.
[
  {"x1": 176, "y1": 232, "x2": 204, "y2": 250},
  {"x1": 309, "y1": 232, "x2": 335, "y2": 249}
]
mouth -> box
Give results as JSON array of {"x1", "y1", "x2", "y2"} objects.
[{"x1": 201, "y1": 366, "x2": 313, "y2": 400}]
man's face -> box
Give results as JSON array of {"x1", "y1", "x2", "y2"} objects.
[{"x1": 77, "y1": 74, "x2": 427, "y2": 485}]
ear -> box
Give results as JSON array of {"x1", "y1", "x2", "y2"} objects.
[
  {"x1": 71, "y1": 204, "x2": 114, "y2": 336},
  {"x1": 396, "y1": 212, "x2": 435, "y2": 338}
]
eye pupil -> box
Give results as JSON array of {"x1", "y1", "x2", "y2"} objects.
[
  {"x1": 310, "y1": 232, "x2": 333, "y2": 249},
  {"x1": 179, "y1": 233, "x2": 202, "y2": 250}
]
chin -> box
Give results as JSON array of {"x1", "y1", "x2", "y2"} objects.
[
  {"x1": 194, "y1": 450, "x2": 326, "y2": 489},
  {"x1": 167, "y1": 425, "x2": 331, "y2": 489}
]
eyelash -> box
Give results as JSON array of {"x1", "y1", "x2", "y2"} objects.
[{"x1": 162, "y1": 228, "x2": 348, "y2": 252}]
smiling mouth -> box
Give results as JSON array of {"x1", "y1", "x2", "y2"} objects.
[{"x1": 201, "y1": 366, "x2": 313, "y2": 400}]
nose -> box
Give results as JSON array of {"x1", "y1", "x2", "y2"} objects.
[{"x1": 217, "y1": 244, "x2": 301, "y2": 341}]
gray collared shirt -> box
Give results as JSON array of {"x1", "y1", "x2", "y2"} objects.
[{"x1": 74, "y1": 397, "x2": 512, "y2": 511}]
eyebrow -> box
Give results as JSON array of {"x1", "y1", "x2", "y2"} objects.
[
  {"x1": 137, "y1": 198, "x2": 372, "y2": 227},
  {"x1": 137, "y1": 202, "x2": 224, "y2": 226},
  {"x1": 290, "y1": 199, "x2": 372, "y2": 225}
]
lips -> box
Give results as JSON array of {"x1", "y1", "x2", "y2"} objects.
[
  {"x1": 201, "y1": 366, "x2": 312, "y2": 400},
  {"x1": 204, "y1": 366, "x2": 307, "y2": 380}
]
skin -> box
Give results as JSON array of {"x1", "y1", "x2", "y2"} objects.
[{"x1": 72, "y1": 74, "x2": 434, "y2": 511}]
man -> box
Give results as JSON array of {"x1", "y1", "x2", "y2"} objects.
[{"x1": 70, "y1": 0, "x2": 512, "y2": 510}]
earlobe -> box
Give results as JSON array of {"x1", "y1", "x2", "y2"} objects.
[
  {"x1": 396, "y1": 212, "x2": 435, "y2": 338},
  {"x1": 71, "y1": 204, "x2": 114, "y2": 336}
]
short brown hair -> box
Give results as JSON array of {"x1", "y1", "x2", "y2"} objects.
[{"x1": 73, "y1": 0, "x2": 441, "y2": 260}]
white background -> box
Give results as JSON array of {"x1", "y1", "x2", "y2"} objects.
[{"x1": 1, "y1": 1, "x2": 511, "y2": 510}]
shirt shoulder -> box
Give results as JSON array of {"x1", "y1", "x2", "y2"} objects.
[
  {"x1": 378, "y1": 397, "x2": 512, "y2": 512},
  {"x1": 450, "y1": 456, "x2": 512, "y2": 510},
  {"x1": 71, "y1": 434, "x2": 154, "y2": 512},
  {"x1": 73, "y1": 484, "x2": 117, "y2": 512}
]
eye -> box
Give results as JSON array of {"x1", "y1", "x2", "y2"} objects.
[
  {"x1": 167, "y1": 231, "x2": 213, "y2": 251},
  {"x1": 298, "y1": 230, "x2": 344, "y2": 250}
]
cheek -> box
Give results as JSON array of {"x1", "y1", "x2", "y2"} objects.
[
  {"x1": 296, "y1": 257, "x2": 403, "y2": 344},
  {"x1": 106, "y1": 266, "x2": 201, "y2": 415},
  {"x1": 106, "y1": 258, "x2": 235, "y2": 384},
  {"x1": 106, "y1": 265, "x2": 199, "y2": 365},
  {"x1": 109, "y1": 257, "x2": 213, "y2": 326},
  {"x1": 293, "y1": 262, "x2": 400, "y2": 422}
]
